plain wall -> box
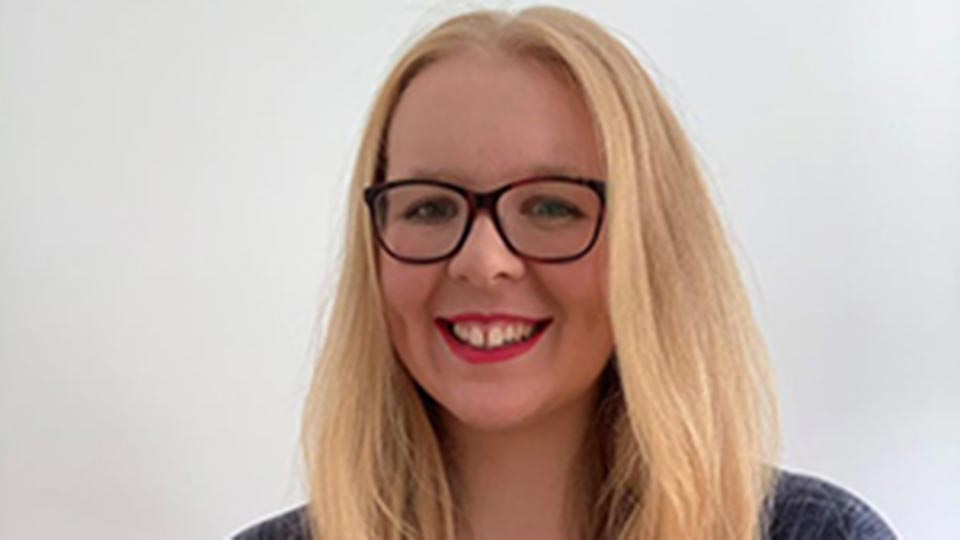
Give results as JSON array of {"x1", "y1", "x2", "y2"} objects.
[{"x1": 1, "y1": 0, "x2": 957, "y2": 537}]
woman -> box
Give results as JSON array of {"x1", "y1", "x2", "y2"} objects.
[{"x1": 235, "y1": 6, "x2": 895, "y2": 539}]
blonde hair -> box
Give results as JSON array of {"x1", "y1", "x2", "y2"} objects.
[{"x1": 301, "y1": 5, "x2": 781, "y2": 539}]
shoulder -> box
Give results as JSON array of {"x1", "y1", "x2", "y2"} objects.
[
  {"x1": 231, "y1": 471, "x2": 897, "y2": 540},
  {"x1": 765, "y1": 468, "x2": 897, "y2": 540},
  {"x1": 232, "y1": 504, "x2": 310, "y2": 540}
]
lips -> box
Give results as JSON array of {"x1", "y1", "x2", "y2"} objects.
[
  {"x1": 434, "y1": 313, "x2": 553, "y2": 364},
  {"x1": 441, "y1": 313, "x2": 547, "y2": 325}
]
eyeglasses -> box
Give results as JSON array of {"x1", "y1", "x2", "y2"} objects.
[{"x1": 363, "y1": 176, "x2": 606, "y2": 264}]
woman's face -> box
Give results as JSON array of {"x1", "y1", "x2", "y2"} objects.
[{"x1": 379, "y1": 48, "x2": 613, "y2": 432}]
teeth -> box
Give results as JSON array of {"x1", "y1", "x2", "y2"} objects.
[
  {"x1": 468, "y1": 327, "x2": 484, "y2": 348},
  {"x1": 488, "y1": 326, "x2": 504, "y2": 347},
  {"x1": 450, "y1": 321, "x2": 540, "y2": 349}
]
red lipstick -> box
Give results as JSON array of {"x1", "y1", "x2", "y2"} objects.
[{"x1": 435, "y1": 313, "x2": 552, "y2": 364}]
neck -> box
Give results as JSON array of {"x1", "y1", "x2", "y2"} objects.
[{"x1": 442, "y1": 386, "x2": 601, "y2": 540}]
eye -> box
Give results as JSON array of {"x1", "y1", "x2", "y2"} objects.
[
  {"x1": 401, "y1": 197, "x2": 460, "y2": 223},
  {"x1": 522, "y1": 197, "x2": 585, "y2": 220}
]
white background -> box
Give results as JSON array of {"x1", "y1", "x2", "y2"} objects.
[{"x1": 1, "y1": 0, "x2": 957, "y2": 538}]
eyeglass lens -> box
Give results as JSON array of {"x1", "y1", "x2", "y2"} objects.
[{"x1": 371, "y1": 180, "x2": 601, "y2": 260}]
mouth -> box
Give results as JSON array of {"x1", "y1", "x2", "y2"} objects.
[{"x1": 434, "y1": 316, "x2": 553, "y2": 364}]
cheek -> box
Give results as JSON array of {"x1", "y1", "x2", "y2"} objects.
[
  {"x1": 536, "y1": 238, "x2": 611, "y2": 353},
  {"x1": 378, "y1": 255, "x2": 441, "y2": 350},
  {"x1": 552, "y1": 238, "x2": 608, "y2": 313}
]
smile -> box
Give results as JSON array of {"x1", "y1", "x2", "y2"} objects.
[{"x1": 434, "y1": 315, "x2": 552, "y2": 364}]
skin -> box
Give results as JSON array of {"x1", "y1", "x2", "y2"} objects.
[{"x1": 379, "y1": 47, "x2": 614, "y2": 539}]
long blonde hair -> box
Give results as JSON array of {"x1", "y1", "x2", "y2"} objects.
[{"x1": 301, "y1": 6, "x2": 781, "y2": 539}]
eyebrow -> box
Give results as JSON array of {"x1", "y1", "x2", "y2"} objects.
[{"x1": 396, "y1": 164, "x2": 586, "y2": 182}]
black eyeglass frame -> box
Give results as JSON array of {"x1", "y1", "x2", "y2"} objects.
[{"x1": 363, "y1": 175, "x2": 607, "y2": 264}]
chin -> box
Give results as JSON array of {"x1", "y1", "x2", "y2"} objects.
[{"x1": 437, "y1": 386, "x2": 551, "y2": 434}]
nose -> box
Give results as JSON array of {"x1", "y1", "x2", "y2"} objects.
[{"x1": 446, "y1": 210, "x2": 525, "y2": 288}]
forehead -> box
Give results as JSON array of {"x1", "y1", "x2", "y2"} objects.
[{"x1": 384, "y1": 49, "x2": 603, "y2": 186}]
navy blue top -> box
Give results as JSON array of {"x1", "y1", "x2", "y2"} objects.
[{"x1": 233, "y1": 468, "x2": 896, "y2": 539}]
